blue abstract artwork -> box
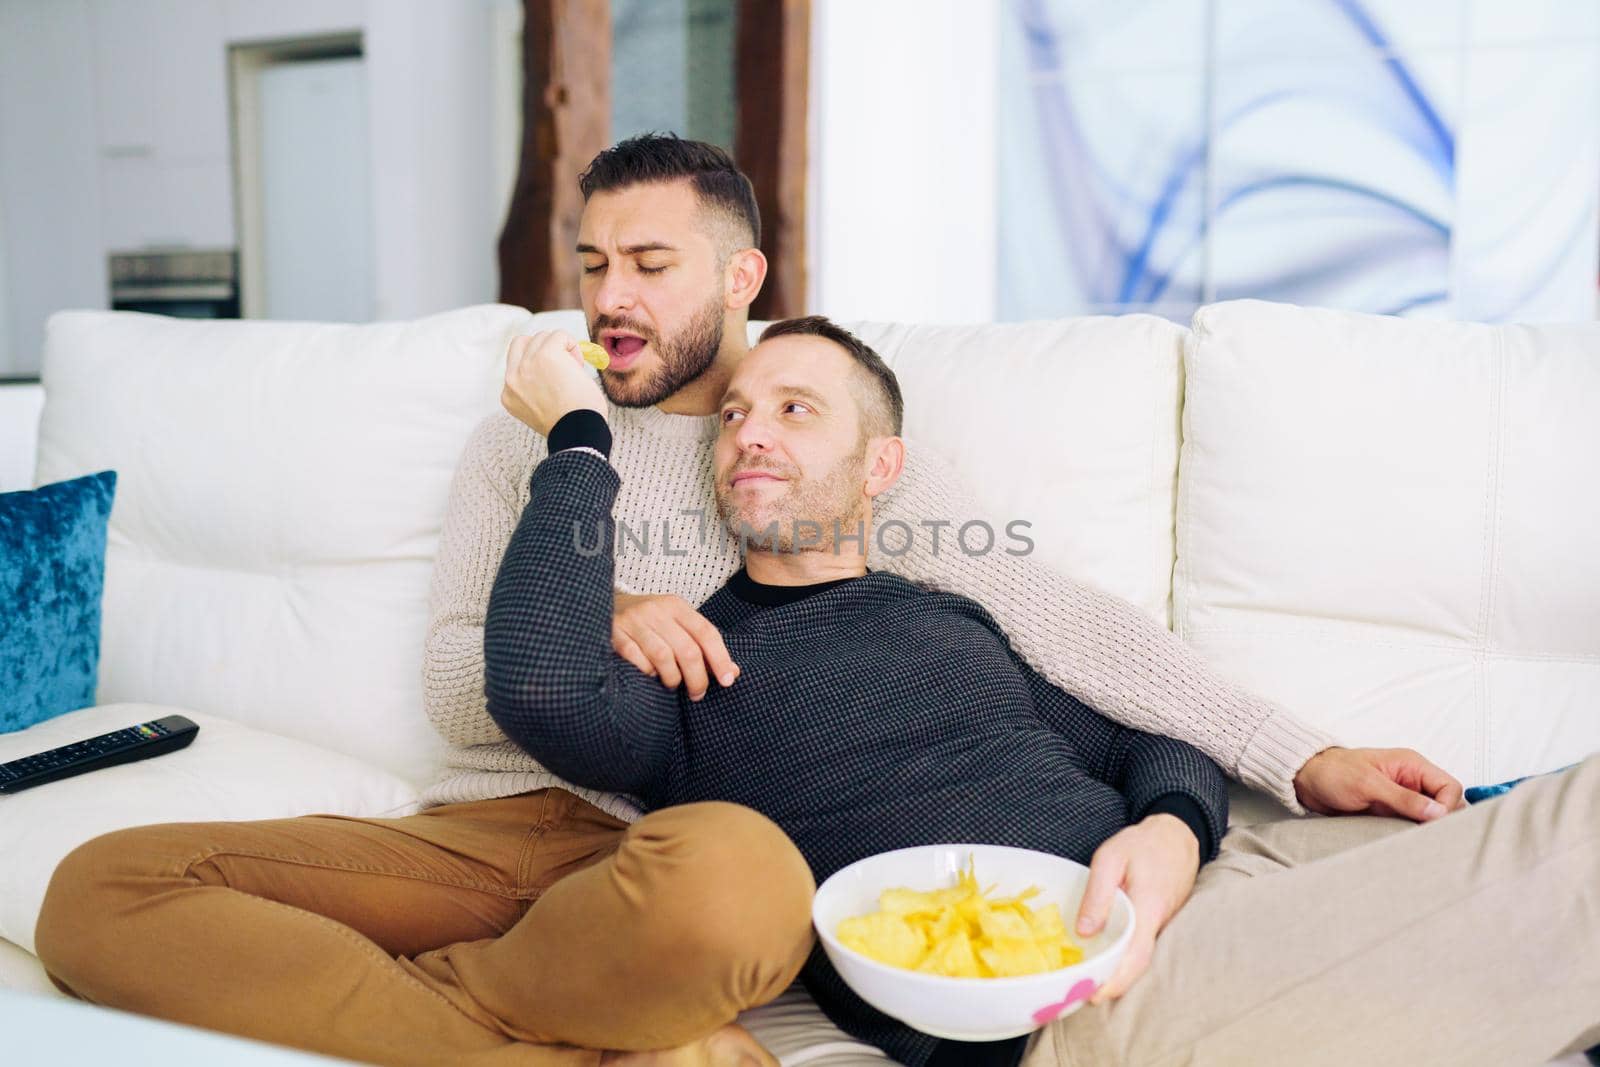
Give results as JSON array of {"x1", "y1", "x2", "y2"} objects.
[{"x1": 998, "y1": 0, "x2": 1600, "y2": 324}]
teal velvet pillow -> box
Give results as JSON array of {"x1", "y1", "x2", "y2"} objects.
[{"x1": 1, "y1": 470, "x2": 117, "y2": 733}]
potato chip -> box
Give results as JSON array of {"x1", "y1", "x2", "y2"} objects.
[
  {"x1": 978, "y1": 938, "x2": 1054, "y2": 977},
  {"x1": 579, "y1": 340, "x2": 610, "y2": 370},
  {"x1": 837, "y1": 913, "x2": 925, "y2": 969},
  {"x1": 836, "y1": 855, "x2": 1085, "y2": 978}
]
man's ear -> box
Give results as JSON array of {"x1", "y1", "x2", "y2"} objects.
[
  {"x1": 725, "y1": 247, "x2": 768, "y2": 311},
  {"x1": 863, "y1": 436, "x2": 906, "y2": 499}
]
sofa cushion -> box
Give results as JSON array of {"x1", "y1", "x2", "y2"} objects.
[
  {"x1": 0, "y1": 703, "x2": 419, "y2": 955},
  {"x1": 0, "y1": 987, "x2": 376, "y2": 1065},
  {"x1": 1176, "y1": 299, "x2": 1600, "y2": 787},
  {"x1": 33, "y1": 305, "x2": 535, "y2": 786},
  {"x1": 1, "y1": 471, "x2": 117, "y2": 732},
  {"x1": 843, "y1": 317, "x2": 1187, "y2": 625},
  {"x1": 736, "y1": 984, "x2": 893, "y2": 1066},
  {"x1": 0, "y1": 940, "x2": 59, "y2": 998}
]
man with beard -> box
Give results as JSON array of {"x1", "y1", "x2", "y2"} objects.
[
  {"x1": 32, "y1": 135, "x2": 1477, "y2": 1067},
  {"x1": 482, "y1": 315, "x2": 1600, "y2": 1067},
  {"x1": 434, "y1": 135, "x2": 1466, "y2": 832}
]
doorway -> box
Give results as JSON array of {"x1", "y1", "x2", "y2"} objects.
[{"x1": 230, "y1": 35, "x2": 373, "y2": 322}]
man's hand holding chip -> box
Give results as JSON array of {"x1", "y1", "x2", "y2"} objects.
[
  {"x1": 1073, "y1": 813, "x2": 1200, "y2": 1005},
  {"x1": 502, "y1": 330, "x2": 606, "y2": 437}
]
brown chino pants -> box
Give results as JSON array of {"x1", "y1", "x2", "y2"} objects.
[{"x1": 33, "y1": 788, "x2": 816, "y2": 1067}]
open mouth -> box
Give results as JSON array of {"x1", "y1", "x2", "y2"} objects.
[{"x1": 601, "y1": 332, "x2": 648, "y2": 370}]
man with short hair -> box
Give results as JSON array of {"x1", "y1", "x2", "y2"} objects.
[
  {"x1": 494, "y1": 313, "x2": 1600, "y2": 1067},
  {"x1": 28, "y1": 134, "x2": 1489, "y2": 1067},
  {"x1": 437, "y1": 133, "x2": 1465, "y2": 863}
]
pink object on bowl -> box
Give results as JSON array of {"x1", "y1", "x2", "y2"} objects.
[{"x1": 1031, "y1": 978, "x2": 1099, "y2": 1025}]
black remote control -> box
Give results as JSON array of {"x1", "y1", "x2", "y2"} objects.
[{"x1": 0, "y1": 715, "x2": 200, "y2": 795}]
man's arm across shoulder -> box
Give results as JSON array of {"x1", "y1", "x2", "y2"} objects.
[{"x1": 876, "y1": 443, "x2": 1464, "y2": 820}]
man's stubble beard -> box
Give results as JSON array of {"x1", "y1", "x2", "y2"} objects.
[
  {"x1": 716, "y1": 443, "x2": 869, "y2": 555},
  {"x1": 596, "y1": 293, "x2": 725, "y2": 408}
]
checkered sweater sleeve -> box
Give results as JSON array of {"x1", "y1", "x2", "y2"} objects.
[{"x1": 481, "y1": 449, "x2": 679, "y2": 799}]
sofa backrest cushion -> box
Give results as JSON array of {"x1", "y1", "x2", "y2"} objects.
[
  {"x1": 34, "y1": 305, "x2": 534, "y2": 785},
  {"x1": 1176, "y1": 299, "x2": 1600, "y2": 786},
  {"x1": 827, "y1": 317, "x2": 1186, "y2": 624}
]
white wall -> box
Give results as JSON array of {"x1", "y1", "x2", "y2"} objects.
[
  {"x1": 365, "y1": 0, "x2": 498, "y2": 321},
  {"x1": 89, "y1": 0, "x2": 234, "y2": 255},
  {"x1": 257, "y1": 57, "x2": 375, "y2": 321},
  {"x1": 0, "y1": 0, "x2": 107, "y2": 376},
  {"x1": 0, "y1": 170, "x2": 9, "y2": 365},
  {"x1": 808, "y1": 0, "x2": 998, "y2": 324},
  {"x1": 0, "y1": 0, "x2": 505, "y2": 376},
  {"x1": 0, "y1": 383, "x2": 45, "y2": 491},
  {"x1": 3, "y1": 0, "x2": 998, "y2": 364}
]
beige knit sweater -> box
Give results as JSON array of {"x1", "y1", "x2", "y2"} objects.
[{"x1": 420, "y1": 402, "x2": 1336, "y2": 819}]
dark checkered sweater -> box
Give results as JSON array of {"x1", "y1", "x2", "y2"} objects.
[{"x1": 484, "y1": 448, "x2": 1229, "y2": 1067}]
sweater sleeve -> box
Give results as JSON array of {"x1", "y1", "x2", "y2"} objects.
[
  {"x1": 482, "y1": 448, "x2": 680, "y2": 800},
  {"x1": 872, "y1": 443, "x2": 1335, "y2": 813},
  {"x1": 422, "y1": 413, "x2": 544, "y2": 748},
  {"x1": 1017, "y1": 655, "x2": 1228, "y2": 862}
]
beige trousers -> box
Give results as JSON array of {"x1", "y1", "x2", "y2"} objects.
[
  {"x1": 33, "y1": 788, "x2": 816, "y2": 1067},
  {"x1": 1025, "y1": 753, "x2": 1600, "y2": 1067}
]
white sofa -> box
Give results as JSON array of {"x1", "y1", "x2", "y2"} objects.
[{"x1": 2, "y1": 300, "x2": 1597, "y2": 1065}]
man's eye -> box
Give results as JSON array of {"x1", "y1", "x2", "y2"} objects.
[
  {"x1": 783, "y1": 403, "x2": 811, "y2": 415},
  {"x1": 581, "y1": 263, "x2": 605, "y2": 275},
  {"x1": 721, "y1": 410, "x2": 745, "y2": 424},
  {"x1": 639, "y1": 265, "x2": 668, "y2": 275}
]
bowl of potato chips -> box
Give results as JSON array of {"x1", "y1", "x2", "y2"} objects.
[{"x1": 812, "y1": 844, "x2": 1134, "y2": 1041}]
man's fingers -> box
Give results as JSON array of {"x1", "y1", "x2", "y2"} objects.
[
  {"x1": 1091, "y1": 933, "x2": 1152, "y2": 1004},
  {"x1": 683, "y1": 612, "x2": 739, "y2": 686},
  {"x1": 666, "y1": 629, "x2": 710, "y2": 700},
  {"x1": 1376, "y1": 775, "x2": 1447, "y2": 822},
  {"x1": 1075, "y1": 851, "x2": 1126, "y2": 937},
  {"x1": 636, "y1": 632, "x2": 683, "y2": 690},
  {"x1": 611, "y1": 630, "x2": 655, "y2": 677},
  {"x1": 504, "y1": 335, "x2": 527, "y2": 370},
  {"x1": 1411, "y1": 755, "x2": 1466, "y2": 811},
  {"x1": 615, "y1": 595, "x2": 737, "y2": 698}
]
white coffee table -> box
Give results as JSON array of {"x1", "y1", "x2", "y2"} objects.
[{"x1": 0, "y1": 987, "x2": 362, "y2": 1064}]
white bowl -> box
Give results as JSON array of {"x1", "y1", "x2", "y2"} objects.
[{"x1": 812, "y1": 843, "x2": 1135, "y2": 1042}]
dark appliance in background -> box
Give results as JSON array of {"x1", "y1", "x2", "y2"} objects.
[{"x1": 109, "y1": 250, "x2": 240, "y2": 319}]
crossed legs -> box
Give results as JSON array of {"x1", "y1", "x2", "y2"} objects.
[{"x1": 34, "y1": 789, "x2": 815, "y2": 1067}]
